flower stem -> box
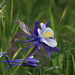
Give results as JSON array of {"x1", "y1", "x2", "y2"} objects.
[
  {"x1": 10, "y1": 0, "x2": 13, "y2": 22},
  {"x1": 49, "y1": 0, "x2": 56, "y2": 38},
  {"x1": 8, "y1": 23, "x2": 20, "y2": 45},
  {"x1": 2, "y1": 14, "x2": 5, "y2": 51}
]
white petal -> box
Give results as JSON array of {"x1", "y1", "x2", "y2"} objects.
[
  {"x1": 40, "y1": 23, "x2": 46, "y2": 32},
  {"x1": 40, "y1": 38, "x2": 57, "y2": 47},
  {"x1": 0, "y1": 52, "x2": 4, "y2": 58},
  {"x1": 38, "y1": 28, "x2": 42, "y2": 38},
  {"x1": 29, "y1": 56, "x2": 34, "y2": 58},
  {"x1": 40, "y1": 23, "x2": 46, "y2": 35},
  {"x1": 45, "y1": 27, "x2": 54, "y2": 36},
  {"x1": 40, "y1": 23, "x2": 46, "y2": 29}
]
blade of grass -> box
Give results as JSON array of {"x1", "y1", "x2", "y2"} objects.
[
  {"x1": 66, "y1": 53, "x2": 74, "y2": 75},
  {"x1": 59, "y1": 7, "x2": 67, "y2": 24},
  {"x1": 12, "y1": 47, "x2": 22, "y2": 60},
  {"x1": 8, "y1": 23, "x2": 20, "y2": 45},
  {"x1": 10, "y1": 0, "x2": 13, "y2": 22},
  {"x1": 49, "y1": 0, "x2": 56, "y2": 38}
]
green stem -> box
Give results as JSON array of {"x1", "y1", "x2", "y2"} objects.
[
  {"x1": 49, "y1": 0, "x2": 56, "y2": 38},
  {"x1": 0, "y1": 19, "x2": 2, "y2": 38},
  {"x1": 11, "y1": 45, "x2": 35, "y2": 75},
  {"x1": 2, "y1": 15, "x2": 5, "y2": 51},
  {"x1": 40, "y1": 68, "x2": 42, "y2": 75},
  {"x1": 66, "y1": 54, "x2": 69, "y2": 75},
  {"x1": 8, "y1": 23, "x2": 20, "y2": 45},
  {"x1": 10, "y1": 0, "x2": 13, "y2": 22}
]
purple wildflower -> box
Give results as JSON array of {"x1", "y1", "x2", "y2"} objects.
[
  {"x1": 18, "y1": 20, "x2": 59, "y2": 58},
  {"x1": 2, "y1": 55, "x2": 39, "y2": 70}
]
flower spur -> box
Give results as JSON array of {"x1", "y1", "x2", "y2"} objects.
[{"x1": 17, "y1": 20, "x2": 59, "y2": 58}]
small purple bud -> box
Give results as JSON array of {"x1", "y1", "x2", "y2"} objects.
[
  {"x1": 20, "y1": 22, "x2": 30, "y2": 35},
  {"x1": 12, "y1": 20, "x2": 30, "y2": 35}
]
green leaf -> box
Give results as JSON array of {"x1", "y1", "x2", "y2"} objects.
[
  {"x1": 66, "y1": 25, "x2": 75, "y2": 34},
  {"x1": 66, "y1": 54, "x2": 74, "y2": 75},
  {"x1": 12, "y1": 47, "x2": 22, "y2": 60}
]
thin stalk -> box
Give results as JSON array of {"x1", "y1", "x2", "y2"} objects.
[
  {"x1": 2, "y1": 26, "x2": 5, "y2": 50},
  {"x1": 66, "y1": 54, "x2": 69, "y2": 75},
  {"x1": 0, "y1": 19, "x2": 2, "y2": 41},
  {"x1": 2, "y1": 14, "x2": 5, "y2": 51},
  {"x1": 8, "y1": 23, "x2": 20, "y2": 46},
  {"x1": 49, "y1": 0, "x2": 56, "y2": 38},
  {"x1": 40, "y1": 68, "x2": 42, "y2": 75},
  {"x1": 10, "y1": 0, "x2": 13, "y2": 22}
]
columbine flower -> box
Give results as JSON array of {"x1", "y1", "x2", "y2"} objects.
[
  {"x1": 2, "y1": 55, "x2": 39, "y2": 70},
  {"x1": 17, "y1": 20, "x2": 59, "y2": 58}
]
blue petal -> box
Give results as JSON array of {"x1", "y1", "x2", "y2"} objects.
[
  {"x1": 45, "y1": 20, "x2": 50, "y2": 27},
  {"x1": 41, "y1": 43, "x2": 51, "y2": 58},
  {"x1": 4, "y1": 53, "x2": 14, "y2": 74},
  {"x1": 41, "y1": 42, "x2": 59, "y2": 52},
  {"x1": 22, "y1": 63, "x2": 39, "y2": 68},
  {"x1": 0, "y1": 0, "x2": 6, "y2": 9},
  {"x1": 46, "y1": 48, "x2": 51, "y2": 58},
  {"x1": 17, "y1": 38, "x2": 37, "y2": 43},
  {"x1": 49, "y1": 37, "x2": 55, "y2": 39},
  {"x1": 2, "y1": 59, "x2": 22, "y2": 63},
  {"x1": 25, "y1": 58, "x2": 39, "y2": 64},
  {"x1": 18, "y1": 32, "x2": 33, "y2": 37},
  {"x1": 34, "y1": 20, "x2": 40, "y2": 35},
  {"x1": 2, "y1": 66, "x2": 10, "y2": 72},
  {"x1": 3, "y1": 57, "x2": 39, "y2": 69},
  {"x1": 28, "y1": 46, "x2": 37, "y2": 56},
  {"x1": 21, "y1": 42, "x2": 36, "y2": 50},
  {"x1": 36, "y1": 42, "x2": 41, "y2": 52},
  {"x1": 50, "y1": 47, "x2": 59, "y2": 52}
]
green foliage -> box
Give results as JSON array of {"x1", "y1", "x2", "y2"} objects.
[{"x1": 0, "y1": 0, "x2": 75, "y2": 75}]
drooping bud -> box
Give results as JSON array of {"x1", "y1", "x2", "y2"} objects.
[
  {"x1": 20, "y1": 21, "x2": 30, "y2": 35},
  {"x1": 13, "y1": 20, "x2": 30, "y2": 35}
]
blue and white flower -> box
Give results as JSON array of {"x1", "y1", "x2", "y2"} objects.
[{"x1": 17, "y1": 20, "x2": 59, "y2": 58}]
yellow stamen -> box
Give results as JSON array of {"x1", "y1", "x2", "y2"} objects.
[{"x1": 44, "y1": 32, "x2": 53, "y2": 38}]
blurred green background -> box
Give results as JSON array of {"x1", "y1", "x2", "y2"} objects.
[{"x1": 0, "y1": 0, "x2": 75, "y2": 75}]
